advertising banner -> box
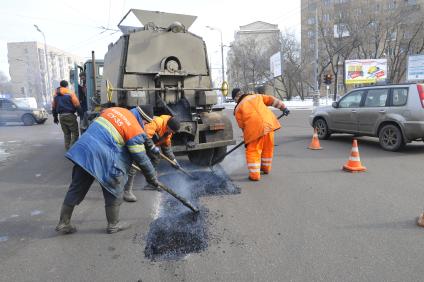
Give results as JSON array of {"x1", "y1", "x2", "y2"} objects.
[
  {"x1": 407, "y1": 55, "x2": 424, "y2": 81},
  {"x1": 345, "y1": 59, "x2": 387, "y2": 85}
]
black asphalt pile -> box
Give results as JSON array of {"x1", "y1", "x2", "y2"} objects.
[{"x1": 143, "y1": 162, "x2": 240, "y2": 261}]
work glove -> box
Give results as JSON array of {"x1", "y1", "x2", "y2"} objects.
[
  {"x1": 282, "y1": 107, "x2": 290, "y2": 116},
  {"x1": 150, "y1": 145, "x2": 160, "y2": 156},
  {"x1": 53, "y1": 116, "x2": 59, "y2": 124},
  {"x1": 145, "y1": 138, "x2": 160, "y2": 156}
]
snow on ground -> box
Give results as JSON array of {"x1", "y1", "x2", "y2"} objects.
[{"x1": 221, "y1": 97, "x2": 334, "y2": 110}]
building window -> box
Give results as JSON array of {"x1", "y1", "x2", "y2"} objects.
[
  {"x1": 308, "y1": 30, "x2": 315, "y2": 38},
  {"x1": 334, "y1": 23, "x2": 350, "y2": 38},
  {"x1": 307, "y1": 17, "x2": 315, "y2": 25},
  {"x1": 323, "y1": 14, "x2": 330, "y2": 22},
  {"x1": 388, "y1": 0, "x2": 396, "y2": 9},
  {"x1": 323, "y1": 0, "x2": 331, "y2": 5},
  {"x1": 407, "y1": 0, "x2": 417, "y2": 5}
]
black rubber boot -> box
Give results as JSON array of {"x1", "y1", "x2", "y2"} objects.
[
  {"x1": 105, "y1": 205, "x2": 131, "y2": 234},
  {"x1": 123, "y1": 171, "x2": 137, "y2": 202},
  {"x1": 55, "y1": 204, "x2": 77, "y2": 234}
]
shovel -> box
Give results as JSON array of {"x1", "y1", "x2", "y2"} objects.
[
  {"x1": 212, "y1": 112, "x2": 288, "y2": 165},
  {"x1": 132, "y1": 164, "x2": 199, "y2": 213},
  {"x1": 159, "y1": 152, "x2": 198, "y2": 180},
  {"x1": 136, "y1": 106, "x2": 197, "y2": 180}
]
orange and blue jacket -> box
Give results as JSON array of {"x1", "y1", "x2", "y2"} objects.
[
  {"x1": 52, "y1": 87, "x2": 83, "y2": 118},
  {"x1": 144, "y1": 115, "x2": 173, "y2": 147},
  {"x1": 234, "y1": 94, "x2": 285, "y2": 144},
  {"x1": 66, "y1": 107, "x2": 153, "y2": 198}
]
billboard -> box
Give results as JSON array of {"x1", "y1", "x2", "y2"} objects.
[
  {"x1": 270, "y1": 51, "x2": 282, "y2": 78},
  {"x1": 407, "y1": 55, "x2": 424, "y2": 81},
  {"x1": 345, "y1": 59, "x2": 387, "y2": 85}
]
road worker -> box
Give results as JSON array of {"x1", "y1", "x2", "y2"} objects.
[
  {"x1": 55, "y1": 107, "x2": 160, "y2": 234},
  {"x1": 232, "y1": 87, "x2": 290, "y2": 181},
  {"x1": 52, "y1": 80, "x2": 84, "y2": 150},
  {"x1": 124, "y1": 114, "x2": 180, "y2": 196},
  {"x1": 144, "y1": 115, "x2": 180, "y2": 167}
]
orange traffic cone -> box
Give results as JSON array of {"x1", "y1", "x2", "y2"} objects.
[
  {"x1": 418, "y1": 213, "x2": 424, "y2": 227},
  {"x1": 343, "y1": 139, "x2": 366, "y2": 172},
  {"x1": 308, "y1": 128, "x2": 322, "y2": 150}
]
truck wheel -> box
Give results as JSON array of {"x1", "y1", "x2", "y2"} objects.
[
  {"x1": 379, "y1": 124, "x2": 404, "y2": 151},
  {"x1": 188, "y1": 149, "x2": 214, "y2": 166},
  {"x1": 22, "y1": 114, "x2": 35, "y2": 126},
  {"x1": 211, "y1": 146, "x2": 227, "y2": 165},
  {"x1": 188, "y1": 146, "x2": 227, "y2": 166}
]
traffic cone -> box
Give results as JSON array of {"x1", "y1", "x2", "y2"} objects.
[
  {"x1": 343, "y1": 139, "x2": 366, "y2": 172},
  {"x1": 308, "y1": 128, "x2": 322, "y2": 150},
  {"x1": 418, "y1": 213, "x2": 424, "y2": 227}
]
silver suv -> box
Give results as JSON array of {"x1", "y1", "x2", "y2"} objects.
[
  {"x1": 309, "y1": 83, "x2": 424, "y2": 151},
  {"x1": 0, "y1": 98, "x2": 48, "y2": 126}
]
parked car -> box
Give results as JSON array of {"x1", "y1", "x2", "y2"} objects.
[
  {"x1": 0, "y1": 98, "x2": 48, "y2": 126},
  {"x1": 309, "y1": 83, "x2": 424, "y2": 151}
]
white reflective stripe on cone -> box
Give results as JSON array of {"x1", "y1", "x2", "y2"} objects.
[
  {"x1": 249, "y1": 169, "x2": 261, "y2": 173},
  {"x1": 349, "y1": 156, "x2": 361, "y2": 161}
]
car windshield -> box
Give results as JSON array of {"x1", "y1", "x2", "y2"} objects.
[{"x1": 12, "y1": 99, "x2": 36, "y2": 109}]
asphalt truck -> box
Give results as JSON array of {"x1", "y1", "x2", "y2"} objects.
[{"x1": 101, "y1": 9, "x2": 235, "y2": 166}]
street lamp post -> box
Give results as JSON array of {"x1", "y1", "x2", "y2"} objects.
[
  {"x1": 206, "y1": 26, "x2": 225, "y2": 83},
  {"x1": 34, "y1": 24, "x2": 51, "y2": 105}
]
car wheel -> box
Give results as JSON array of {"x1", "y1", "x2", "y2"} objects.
[
  {"x1": 378, "y1": 124, "x2": 404, "y2": 151},
  {"x1": 22, "y1": 114, "x2": 35, "y2": 126},
  {"x1": 313, "y1": 118, "x2": 331, "y2": 139}
]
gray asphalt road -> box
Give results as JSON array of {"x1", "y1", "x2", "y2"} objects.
[{"x1": 1, "y1": 110, "x2": 424, "y2": 282}]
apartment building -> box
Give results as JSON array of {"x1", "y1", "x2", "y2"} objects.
[
  {"x1": 7, "y1": 41, "x2": 82, "y2": 107},
  {"x1": 301, "y1": 0, "x2": 424, "y2": 95}
]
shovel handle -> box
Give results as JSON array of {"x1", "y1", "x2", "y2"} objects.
[{"x1": 131, "y1": 164, "x2": 199, "y2": 213}]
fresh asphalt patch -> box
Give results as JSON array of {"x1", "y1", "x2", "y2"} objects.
[{"x1": 142, "y1": 162, "x2": 240, "y2": 261}]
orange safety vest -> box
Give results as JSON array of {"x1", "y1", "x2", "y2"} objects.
[
  {"x1": 234, "y1": 94, "x2": 282, "y2": 144},
  {"x1": 100, "y1": 107, "x2": 145, "y2": 142},
  {"x1": 144, "y1": 115, "x2": 173, "y2": 146}
]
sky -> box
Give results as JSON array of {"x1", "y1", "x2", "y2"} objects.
[{"x1": 0, "y1": 0, "x2": 300, "y2": 83}]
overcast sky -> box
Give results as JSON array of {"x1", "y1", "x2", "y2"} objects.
[{"x1": 0, "y1": 0, "x2": 300, "y2": 82}]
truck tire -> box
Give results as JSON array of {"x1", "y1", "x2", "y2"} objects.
[
  {"x1": 22, "y1": 114, "x2": 35, "y2": 126},
  {"x1": 188, "y1": 146, "x2": 227, "y2": 166}
]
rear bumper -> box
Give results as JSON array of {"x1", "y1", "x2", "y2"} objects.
[
  {"x1": 404, "y1": 121, "x2": 424, "y2": 141},
  {"x1": 172, "y1": 139, "x2": 236, "y2": 153}
]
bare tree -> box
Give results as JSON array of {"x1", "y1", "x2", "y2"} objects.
[
  {"x1": 275, "y1": 31, "x2": 313, "y2": 100},
  {"x1": 227, "y1": 35, "x2": 280, "y2": 92},
  {"x1": 343, "y1": 1, "x2": 424, "y2": 83},
  {"x1": 227, "y1": 30, "x2": 314, "y2": 100},
  {"x1": 0, "y1": 71, "x2": 12, "y2": 94}
]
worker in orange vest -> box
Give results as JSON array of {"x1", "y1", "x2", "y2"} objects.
[
  {"x1": 55, "y1": 107, "x2": 160, "y2": 234},
  {"x1": 144, "y1": 115, "x2": 180, "y2": 167},
  {"x1": 123, "y1": 114, "x2": 180, "y2": 196},
  {"x1": 232, "y1": 87, "x2": 290, "y2": 181}
]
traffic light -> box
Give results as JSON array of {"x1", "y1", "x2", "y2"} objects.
[{"x1": 323, "y1": 74, "x2": 332, "y2": 85}]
